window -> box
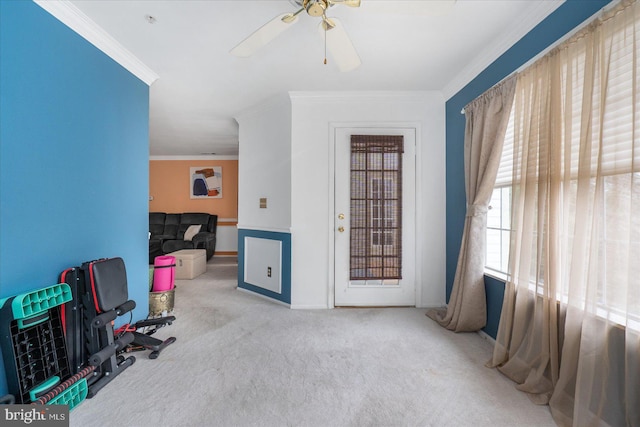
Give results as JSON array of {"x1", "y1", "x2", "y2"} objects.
[
  {"x1": 371, "y1": 178, "x2": 396, "y2": 247},
  {"x1": 485, "y1": 108, "x2": 515, "y2": 277},
  {"x1": 484, "y1": 7, "x2": 640, "y2": 323},
  {"x1": 486, "y1": 186, "x2": 511, "y2": 276}
]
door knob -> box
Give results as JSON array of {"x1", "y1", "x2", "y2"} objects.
[
  {"x1": 338, "y1": 226, "x2": 345, "y2": 233},
  {"x1": 338, "y1": 213, "x2": 345, "y2": 220}
]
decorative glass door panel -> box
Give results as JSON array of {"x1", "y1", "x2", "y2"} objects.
[{"x1": 350, "y1": 135, "x2": 403, "y2": 284}]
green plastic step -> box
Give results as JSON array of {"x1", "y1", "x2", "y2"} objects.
[
  {"x1": 29, "y1": 376, "x2": 61, "y2": 403},
  {"x1": 10, "y1": 283, "x2": 72, "y2": 320},
  {"x1": 48, "y1": 377, "x2": 88, "y2": 411}
]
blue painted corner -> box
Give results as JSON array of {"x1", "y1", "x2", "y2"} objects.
[{"x1": 237, "y1": 229, "x2": 292, "y2": 305}]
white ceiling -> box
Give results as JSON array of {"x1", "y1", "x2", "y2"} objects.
[{"x1": 66, "y1": 0, "x2": 563, "y2": 156}]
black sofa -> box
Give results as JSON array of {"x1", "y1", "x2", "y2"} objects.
[{"x1": 149, "y1": 212, "x2": 217, "y2": 262}]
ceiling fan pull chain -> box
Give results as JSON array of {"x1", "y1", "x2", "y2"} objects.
[{"x1": 323, "y1": 13, "x2": 328, "y2": 64}]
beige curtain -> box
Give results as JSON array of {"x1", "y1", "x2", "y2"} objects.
[
  {"x1": 489, "y1": 1, "x2": 640, "y2": 425},
  {"x1": 428, "y1": 76, "x2": 516, "y2": 331}
]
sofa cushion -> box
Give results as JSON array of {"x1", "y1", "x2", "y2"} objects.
[
  {"x1": 177, "y1": 213, "x2": 211, "y2": 239},
  {"x1": 162, "y1": 214, "x2": 181, "y2": 239},
  {"x1": 181, "y1": 213, "x2": 210, "y2": 225},
  {"x1": 149, "y1": 212, "x2": 167, "y2": 236}
]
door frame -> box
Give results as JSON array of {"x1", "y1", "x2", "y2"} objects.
[{"x1": 327, "y1": 122, "x2": 423, "y2": 309}]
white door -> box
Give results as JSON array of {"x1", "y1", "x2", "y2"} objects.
[{"x1": 334, "y1": 128, "x2": 416, "y2": 306}]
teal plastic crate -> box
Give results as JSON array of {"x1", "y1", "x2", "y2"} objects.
[
  {"x1": 10, "y1": 284, "x2": 72, "y2": 320},
  {"x1": 48, "y1": 377, "x2": 88, "y2": 411}
]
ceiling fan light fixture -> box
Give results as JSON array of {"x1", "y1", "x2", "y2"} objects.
[
  {"x1": 281, "y1": 7, "x2": 304, "y2": 23},
  {"x1": 321, "y1": 17, "x2": 336, "y2": 31},
  {"x1": 304, "y1": 0, "x2": 327, "y2": 17}
]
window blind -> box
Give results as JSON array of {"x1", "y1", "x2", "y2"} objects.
[
  {"x1": 495, "y1": 15, "x2": 640, "y2": 187},
  {"x1": 350, "y1": 135, "x2": 404, "y2": 281}
]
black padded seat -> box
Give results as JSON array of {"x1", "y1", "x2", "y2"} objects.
[{"x1": 90, "y1": 258, "x2": 128, "y2": 312}]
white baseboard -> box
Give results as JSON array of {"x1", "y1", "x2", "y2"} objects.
[
  {"x1": 290, "y1": 304, "x2": 329, "y2": 310},
  {"x1": 236, "y1": 287, "x2": 290, "y2": 308},
  {"x1": 477, "y1": 329, "x2": 497, "y2": 345}
]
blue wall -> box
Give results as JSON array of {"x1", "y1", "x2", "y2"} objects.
[
  {"x1": 445, "y1": 0, "x2": 611, "y2": 338},
  {"x1": 238, "y1": 229, "x2": 292, "y2": 304},
  {"x1": 0, "y1": 0, "x2": 150, "y2": 394}
]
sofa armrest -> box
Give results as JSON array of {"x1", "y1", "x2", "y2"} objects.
[
  {"x1": 192, "y1": 232, "x2": 216, "y2": 260},
  {"x1": 192, "y1": 231, "x2": 214, "y2": 241}
]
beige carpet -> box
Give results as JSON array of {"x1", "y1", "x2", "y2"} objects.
[{"x1": 69, "y1": 257, "x2": 555, "y2": 427}]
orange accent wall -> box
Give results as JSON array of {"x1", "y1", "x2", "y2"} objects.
[{"x1": 149, "y1": 160, "x2": 238, "y2": 218}]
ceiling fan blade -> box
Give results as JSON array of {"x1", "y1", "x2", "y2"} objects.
[
  {"x1": 318, "y1": 18, "x2": 361, "y2": 72},
  {"x1": 230, "y1": 12, "x2": 300, "y2": 57}
]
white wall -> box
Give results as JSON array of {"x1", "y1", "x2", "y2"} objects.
[
  {"x1": 236, "y1": 91, "x2": 447, "y2": 309},
  {"x1": 215, "y1": 220, "x2": 239, "y2": 254},
  {"x1": 289, "y1": 91, "x2": 446, "y2": 309},
  {"x1": 236, "y1": 94, "x2": 292, "y2": 232}
]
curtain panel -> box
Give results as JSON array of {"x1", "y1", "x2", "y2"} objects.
[
  {"x1": 428, "y1": 76, "x2": 516, "y2": 332},
  {"x1": 489, "y1": 1, "x2": 640, "y2": 425}
]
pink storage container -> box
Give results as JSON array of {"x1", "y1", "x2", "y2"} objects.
[{"x1": 152, "y1": 255, "x2": 175, "y2": 292}]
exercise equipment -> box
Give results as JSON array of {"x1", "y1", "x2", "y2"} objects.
[
  {"x1": 0, "y1": 284, "x2": 87, "y2": 409},
  {"x1": 152, "y1": 255, "x2": 176, "y2": 292},
  {"x1": 32, "y1": 366, "x2": 95, "y2": 405},
  {"x1": 59, "y1": 257, "x2": 176, "y2": 398},
  {"x1": 116, "y1": 317, "x2": 176, "y2": 360}
]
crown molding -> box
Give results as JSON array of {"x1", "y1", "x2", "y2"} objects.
[
  {"x1": 289, "y1": 91, "x2": 424, "y2": 99},
  {"x1": 442, "y1": 0, "x2": 564, "y2": 100},
  {"x1": 149, "y1": 155, "x2": 239, "y2": 161},
  {"x1": 33, "y1": 0, "x2": 159, "y2": 86},
  {"x1": 288, "y1": 91, "x2": 438, "y2": 103}
]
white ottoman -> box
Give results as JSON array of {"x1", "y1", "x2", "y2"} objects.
[{"x1": 169, "y1": 249, "x2": 207, "y2": 279}]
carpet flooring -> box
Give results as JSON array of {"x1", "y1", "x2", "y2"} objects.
[{"x1": 69, "y1": 257, "x2": 555, "y2": 427}]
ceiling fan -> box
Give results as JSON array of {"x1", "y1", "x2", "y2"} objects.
[{"x1": 230, "y1": 0, "x2": 362, "y2": 72}]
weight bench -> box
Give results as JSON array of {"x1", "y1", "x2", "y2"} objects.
[
  {"x1": 81, "y1": 258, "x2": 137, "y2": 398},
  {"x1": 62, "y1": 257, "x2": 175, "y2": 398}
]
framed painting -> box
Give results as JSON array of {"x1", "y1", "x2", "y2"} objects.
[{"x1": 190, "y1": 166, "x2": 222, "y2": 199}]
